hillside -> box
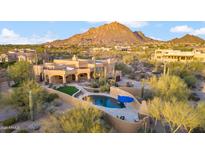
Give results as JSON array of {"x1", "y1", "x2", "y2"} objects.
[
  {"x1": 49, "y1": 22, "x2": 140, "y2": 47},
  {"x1": 133, "y1": 31, "x2": 160, "y2": 43},
  {"x1": 169, "y1": 34, "x2": 204, "y2": 44}
]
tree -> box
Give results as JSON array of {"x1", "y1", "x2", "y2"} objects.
[
  {"x1": 7, "y1": 61, "x2": 33, "y2": 84},
  {"x1": 10, "y1": 80, "x2": 46, "y2": 115},
  {"x1": 168, "y1": 60, "x2": 204, "y2": 78},
  {"x1": 42, "y1": 105, "x2": 109, "y2": 133},
  {"x1": 122, "y1": 55, "x2": 136, "y2": 64},
  {"x1": 148, "y1": 75, "x2": 189, "y2": 101},
  {"x1": 196, "y1": 102, "x2": 205, "y2": 129},
  {"x1": 148, "y1": 97, "x2": 201, "y2": 133},
  {"x1": 147, "y1": 97, "x2": 162, "y2": 130},
  {"x1": 162, "y1": 100, "x2": 200, "y2": 133}
]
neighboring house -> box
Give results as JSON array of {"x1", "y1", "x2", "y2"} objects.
[
  {"x1": 17, "y1": 52, "x2": 36, "y2": 64},
  {"x1": 153, "y1": 49, "x2": 205, "y2": 62},
  {"x1": 0, "y1": 48, "x2": 37, "y2": 64},
  {"x1": 33, "y1": 55, "x2": 121, "y2": 84},
  {"x1": 0, "y1": 51, "x2": 17, "y2": 63}
]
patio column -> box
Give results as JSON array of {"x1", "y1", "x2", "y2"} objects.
[
  {"x1": 104, "y1": 66, "x2": 107, "y2": 77},
  {"x1": 48, "y1": 76, "x2": 52, "y2": 83},
  {"x1": 75, "y1": 74, "x2": 79, "y2": 82},
  {"x1": 63, "y1": 75, "x2": 66, "y2": 84},
  {"x1": 87, "y1": 73, "x2": 91, "y2": 80}
]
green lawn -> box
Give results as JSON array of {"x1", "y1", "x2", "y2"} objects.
[{"x1": 56, "y1": 86, "x2": 79, "y2": 96}]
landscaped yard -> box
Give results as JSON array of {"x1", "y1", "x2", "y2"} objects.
[{"x1": 56, "y1": 86, "x2": 79, "y2": 96}]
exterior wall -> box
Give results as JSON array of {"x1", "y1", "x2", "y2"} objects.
[
  {"x1": 110, "y1": 86, "x2": 149, "y2": 115},
  {"x1": 110, "y1": 86, "x2": 141, "y2": 110},
  {"x1": 104, "y1": 113, "x2": 148, "y2": 133},
  {"x1": 119, "y1": 87, "x2": 142, "y2": 98}
]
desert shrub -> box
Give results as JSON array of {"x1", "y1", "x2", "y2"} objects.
[
  {"x1": 100, "y1": 84, "x2": 110, "y2": 92},
  {"x1": 148, "y1": 98, "x2": 201, "y2": 133},
  {"x1": 91, "y1": 80, "x2": 99, "y2": 88},
  {"x1": 99, "y1": 77, "x2": 107, "y2": 86},
  {"x1": 59, "y1": 106, "x2": 107, "y2": 133},
  {"x1": 17, "y1": 129, "x2": 29, "y2": 133},
  {"x1": 44, "y1": 93, "x2": 59, "y2": 102},
  {"x1": 7, "y1": 61, "x2": 33, "y2": 84},
  {"x1": 2, "y1": 117, "x2": 17, "y2": 126},
  {"x1": 168, "y1": 61, "x2": 204, "y2": 78},
  {"x1": 183, "y1": 75, "x2": 197, "y2": 88},
  {"x1": 10, "y1": 80, "x2": 47, "y2": 114},
  {"x1": 115, "y1": 62, "x2": 132, "y2": 75},
  {"x1": 17, "y1": 112, "x2": 29, "y2": 122},
  {"x1": 42, "y1": 105, "x2": 109, "y2": 133},
  {"x1": 5, "y1": 128, "x2": 15, "y2": 133}
]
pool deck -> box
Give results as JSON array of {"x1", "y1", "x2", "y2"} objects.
[
  {"x1": 44, "y1": 83, "x2": 140, "y2": 123},
  {"x1": 74, "y1": 85, "x2": 140, "y2": 123}
]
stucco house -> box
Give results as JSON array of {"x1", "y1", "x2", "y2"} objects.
[{"x1": 33, "y1": 55, "x2": 121, "y2": 84}]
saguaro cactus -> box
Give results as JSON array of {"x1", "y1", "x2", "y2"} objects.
[
  {"x1": 92, "y1": 57, "x2": 97, "y2": 79},
  {"x1": 163, "y1": 62, "x2": 170, "y2": 76},
  {"x1": 141, "y1": 79, "x2": 145, "y2": 99},
  {"x1": 29, "y1": 90, "x2": 35, "y2": 121}
]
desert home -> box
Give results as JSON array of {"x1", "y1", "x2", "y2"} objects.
[
  {"x1": 0, "y1": 48, "x2": 36, "y2": 63},
  {"x1": 33, "y1": 55, "x2": 121, "y2": 84},
  {"x1": 153, "y1": 49, "x2": 205, "y2": 62}
]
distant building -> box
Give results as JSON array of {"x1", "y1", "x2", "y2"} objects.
[
  {"x1": 114, "y1": 46, "x2": 131, "y2": 51},
  {"x1": 0, "y1": 48, "x2": 37, "y2": 64},
  {"x1": 92, "y1": 47, "x2": 111, "y2": 52},
  {"x1": 0, "y1": 51, "x2": 17, "y2": 63},
  {"x1": 33, "y1": 55, "x2": 121, "y2": 84},
  {"x1": 153, "y1": 49, "x2": 205, "y2": 62},
  {"x1": 17, "y1": 51, "x2": 36, "y2": 64}
]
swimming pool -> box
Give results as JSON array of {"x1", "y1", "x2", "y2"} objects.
[{"x1": 83, "y1": 95, "x2": 125, "y2": 109}]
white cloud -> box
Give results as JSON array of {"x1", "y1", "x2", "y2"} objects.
[
  {"x1": 0, "y1": 28, "x2": 57, "y2": 44},
  {"x1": 1, "y1": 28, "x2": 19, "y2": 39},
  {"x1": 192, "y1": 28, "x2": 205, "y2": 35},
  {"x1": 170, "y1": 25, "x2": 193, "y2": 33},
  {"x1": 170, "y1": 25, "x2": 205, "y2": 36}
]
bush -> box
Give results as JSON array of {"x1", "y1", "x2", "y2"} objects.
[
  {"x1": 10, "y1": 80, "x2": 47, "y2": 115},
  {"x1": 91, "y1": 81, "x2": 99, "y2": 88},
  {"x1": 148, "y1": 75, "x2": 189, "y2": 101},
  {"x1": 44, "y1": 93, "x2": 59, "y2": 102},
  {"x1": 59, "y1": 106, "x2": 108, "y2": 133},
  {"x1": 2, "y1": 117, "x2": 17, "y2": 126},
  {"x1": 99, "y1": 77, "x2": 107, "y2": 86},
  {"x1": 17, "y1": 112, "x2": 29, "y2": 122},
  {"x1": 115, "y1": 63, "x2": 132, "y2": 75},
  {"x1": 100, "y1": 84, "x2": 110, "y2": 92},
  {"x1": 183, "y1": 75, "x2": 197, "y2": 88},
  {"x1": 7, "y1": 61, "x2": 33, "y2": 84},
  {"x1": 17, "y1": 129, "x2": 29, "y2": 133},
  {"x1": 5, "y1": 128, "x2": 15, "y2": 133}
]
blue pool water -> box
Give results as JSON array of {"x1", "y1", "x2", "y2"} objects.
[{"x1": 83, "y1": 95, "x2": 125, "y2": 108}]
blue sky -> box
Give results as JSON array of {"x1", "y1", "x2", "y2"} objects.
[{"x1": 0, "y1": 21, "x2": 205, "y2": 44}]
